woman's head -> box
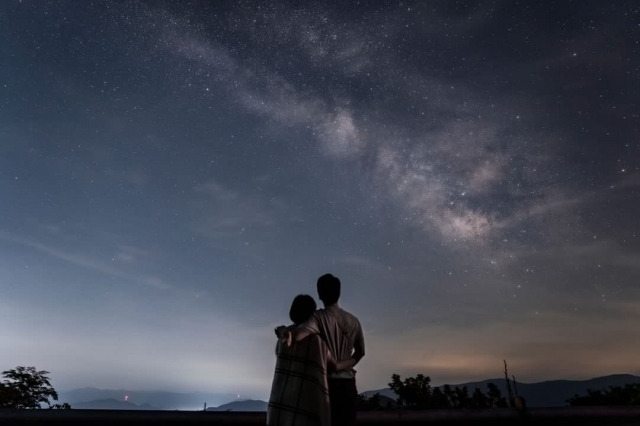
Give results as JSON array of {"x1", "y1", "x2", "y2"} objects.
[{"x1": 289, "y1": 294, "x2": 317, "y2": 325}]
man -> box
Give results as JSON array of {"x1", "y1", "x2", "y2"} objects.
[{"x1": 281, "y1": 273, "x2": 365, "y2": 426}]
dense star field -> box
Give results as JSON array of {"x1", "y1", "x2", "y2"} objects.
[{"x1": 1, "y1": 1, "x2": 639, "y2": 399}]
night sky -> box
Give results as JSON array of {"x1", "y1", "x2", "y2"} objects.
[{"x1": 1, "y1": 1, "x2": 639, "y2": 400}]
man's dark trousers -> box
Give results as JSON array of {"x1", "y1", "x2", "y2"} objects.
[{"x1": 329, "y1": 378, "x2": 358, "y2": 426}]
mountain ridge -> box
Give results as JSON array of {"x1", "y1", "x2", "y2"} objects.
[
  {"x1": 206, "y1": 399, "x2": 267, "y2": 412},
  {"x1": 61, "y1": 374, "x2": 640, "y2": 410},
  {"x1": 58, "y1": 387, "x2": 240, "y2": 411},
  {"x1": 362, "y1": 373, "x2": 640, "y2": 407},
  {"x1": 70, "y1": 398, "x2": 156, "y2": 410}
]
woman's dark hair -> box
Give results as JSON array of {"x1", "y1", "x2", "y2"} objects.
[{"x1": 289, "y1": 294, "x2": 317, "y2": 325}]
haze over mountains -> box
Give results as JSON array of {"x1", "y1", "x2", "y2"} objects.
[
  {"x1": 58, "y1": 388, "x2": 239, "y2": 411},
  {"x1": 61, "y1": 374, "x2": 640, "y2": 410}
]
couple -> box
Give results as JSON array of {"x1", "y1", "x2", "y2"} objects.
[{"x1": 267, "y1": 273, "x2": 365, "y2": 426}]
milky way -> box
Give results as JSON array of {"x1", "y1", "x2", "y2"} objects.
[{"x1": 1, "y1": 1, "x2": 639, "y2": 399}]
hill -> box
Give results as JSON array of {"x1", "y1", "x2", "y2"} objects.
[
  {"x1": 71, "y1": 398, "x2": 156, "y2": 410},
  {"x1": 58, "y1": 387, "x2": 239, "y2": 411},
  {"x1": 60, "y1": 374, "x2": 640, "y2": 410},
  {"x1": 206, "y1": 399, "x2": 268, "y2": 412}
]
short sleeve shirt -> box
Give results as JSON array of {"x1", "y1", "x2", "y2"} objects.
[{"x1": 300, "y1": 305, "x2": 364, "y2": 379}]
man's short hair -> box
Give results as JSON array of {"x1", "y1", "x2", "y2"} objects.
[
  {"x1": 317, "y1": 273, "x2": 340, "y2": 305},
  {"x1": 289, "y1": 294, "x2": 317, "y2": 325}
]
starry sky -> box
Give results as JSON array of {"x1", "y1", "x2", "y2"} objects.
[{"x1": 1, "y1": 0, "x2": 639, "y2": 400}]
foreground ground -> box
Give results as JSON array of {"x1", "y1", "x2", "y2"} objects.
[{"x1": 2, "y1": 407, "x2": 640, "y2": 425}]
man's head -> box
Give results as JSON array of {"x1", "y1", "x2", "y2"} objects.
[
  {"x1": 289, "y1": 294, "x2": 317, "y2": 325},
  {"x1": 317, "y1": 273, "x2": 340, "y2": 306}
]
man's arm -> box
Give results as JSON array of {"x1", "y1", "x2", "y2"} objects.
[
  {"x1": 279, "y1": 327, "x2": 312, "y2": 346},
  {"x1": 351, "y1": 322, "x2": 365, "y2": 366},
  {"x1": 277, "y1": 311, "x2": 320, "y2": 346},
  {"x1": 351, "y1": 348, "x2": 364, "y2": 366},
  {"x1": 335, "y1": 356, "x2": 357, "y2": 371},
  {"x1": 327, "y1": 349, "x2": 357, "y2": 372},
  {"x1": 277, "y1": 317, "x2": 318, "y2": 347},
  {"x1": 324, "y1": 316, "x2": 365, "y2": 369}
]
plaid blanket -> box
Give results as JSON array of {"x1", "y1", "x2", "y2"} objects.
[{"x1": 267, "y1": 334, "x2": 331, "y2": 426}]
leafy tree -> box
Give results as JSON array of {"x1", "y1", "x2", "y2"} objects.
[
  {"x1": 388, "y1": 373, "x2": 432, "y2": 409},
  {"x1": 358, "y1": 393, "x2": 381, "y2": 411},
  {"x1": 568, "y1": 383, "x2": 640, "y2": 406},
  {"x1": 388, "y1": 373, "x2": 510, "y2": 410},
  {"x1": 453, "y1": 386, "x2": 472, "y2": 408},
  {"x1": 0, "y1": 385, "x2": 21, "y2": 407},
  {"x1": 442, "y1": 384, "x2": 455, "y2": 407},
  {"x1": 471, "y1": 387, "x2": 490, "y2": 409},
  {"x1": 358, "y1": 393, "x2": 395, "y2": 411},
  {"x1": 430, "y1": 387, "x2": 450, "y2": 408},
  {"x1": 51, "y1": 402, "x2": 72, "y2": 410},
  {"x1": 0, "y1": 367, "x2": 60, "y2": 409},
  {"x1": 486, "y1": 382, "x2": 508, "y2": 408}
]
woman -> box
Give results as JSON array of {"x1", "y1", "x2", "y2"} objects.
[{"x1": 267, "y1": 295, "x2": 351, "y2": 426}]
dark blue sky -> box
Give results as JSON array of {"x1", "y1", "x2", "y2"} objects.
[{"x1": 1, "y1": 0, "x2": 639, "y2": 398}]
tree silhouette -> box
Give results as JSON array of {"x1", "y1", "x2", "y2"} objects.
[
  {"x1": 358, "y1": 392, "x2": 382, "y2": 410},
  {"x1": 431, "y1": 387, "x2": 450, "y2": 408},
  {"x1": 0, "y1": 367, "x2": 60, "y2": 409},
  {"x1": 388, "y1": 373, "x2": 432, "y2": 409},
  {"x1": 486, "y1": 382, "x2": 508, "y2": 408},
  {"x1": 357, "y1": 392, "x2": 397, "y2": 411},
  {"x1": 471, "y1": 387, "x2": 491, "y2": 408},
  {"x1": 442, "y1": 384, "x2": 455, "y2": 407},
  {"x1": 453, "y1": 386, "x2": 472, "y2": 408},
  {"x1": 388, "y1": 373, "x2": 510, "y2": 410},
  {"x1": 568, "y1": 383, "x2": 640, "y2": 406}
]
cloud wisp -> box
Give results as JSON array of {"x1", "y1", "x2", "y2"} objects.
[{"x1": 0, "y1": 230, "x2": 172, "y2": 290}]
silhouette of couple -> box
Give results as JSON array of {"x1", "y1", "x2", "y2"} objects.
[{"x1": 267, "y1": 273, "x2": 365, "y2": 426}]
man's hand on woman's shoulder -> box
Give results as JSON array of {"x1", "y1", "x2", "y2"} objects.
[{"x1": 274, "y1": 325, "x2": 293, "y2": 347}]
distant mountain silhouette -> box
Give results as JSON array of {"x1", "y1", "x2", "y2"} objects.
[
  {"x1": 71, "y1": 398, "x2": 156, "y2": 410},
  {"x1": 58, "y1": 387, "x2": 239, "y2": 411},
  {"x1": 360, "y1": 387, "x2": 398, "y2": 400},
  {"x1": 361, "y1": 374, "x2": 640, "y2": 407},
  {"x1": 359, "y1": 393, "x2": 398, "y2": 410},
  {"x1": 60, "y1": 374, "x2": 640, "y2": 411},
  {"x1": 206, "y1": 399, "x2": 268, "y2": 412}
]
